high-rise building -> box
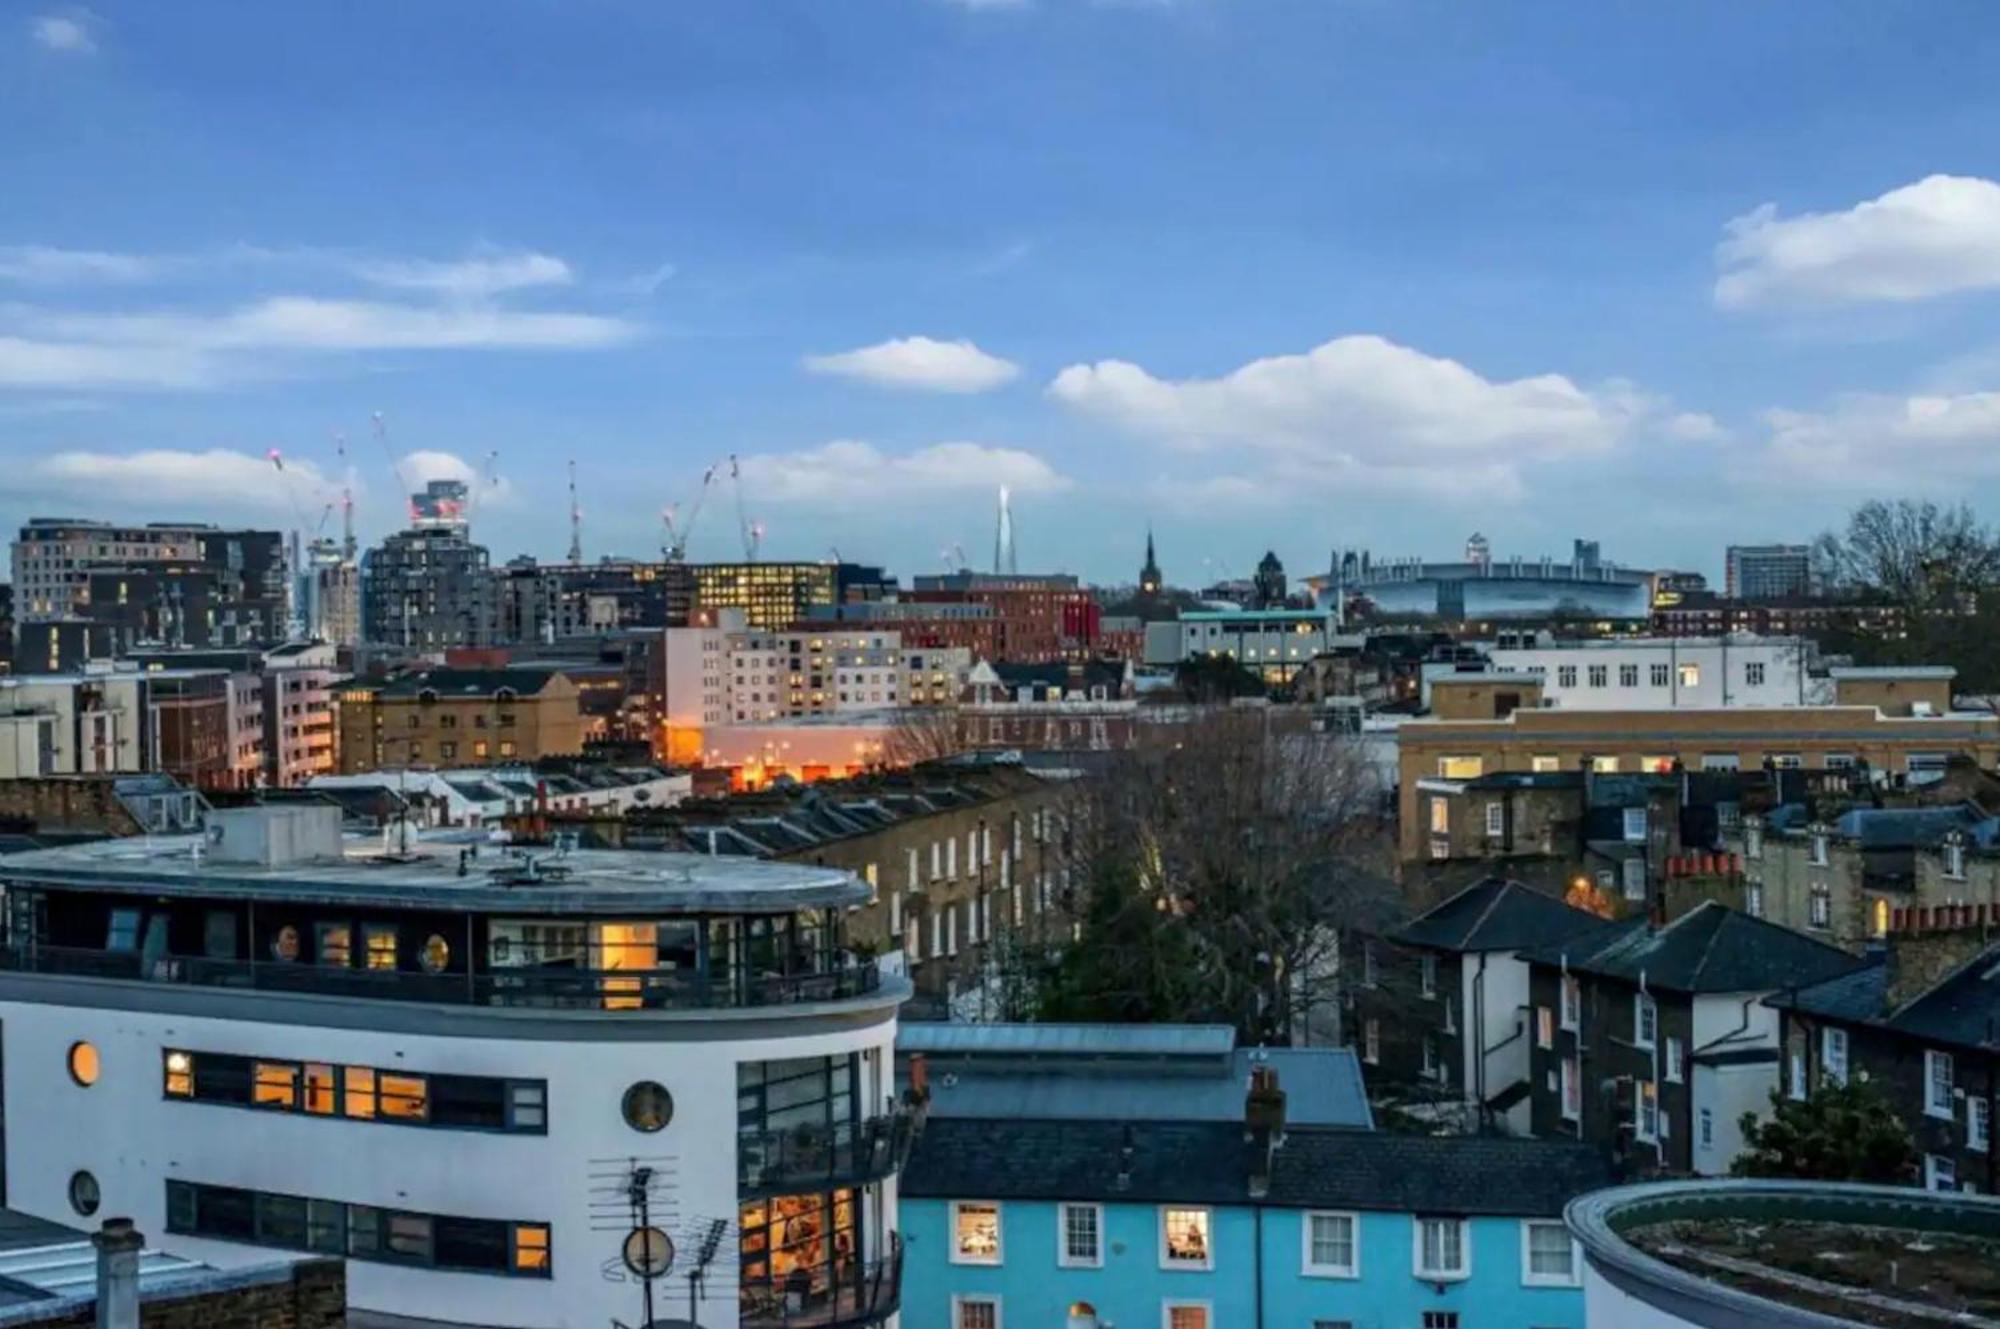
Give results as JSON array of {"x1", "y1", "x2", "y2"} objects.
[
  {"x1": 689, "y1": 561, "x2": 890, "y2": 632},
  {"x1": 1253, "y1": 550, "x2": 1288, "y2": 609},
  {"x1": 361, "y1": 482, "x2": 494, "y2": 651},
  {"x1": 10, "y1": 519, "x2": 209, "y2": 621},
  {"x1": 10, "y1": 520, "x2": 286, "y2": 650},
  {"x1": 1725, "y1": 543, "x2": 1814, "y2": 601},
  {"x1": 299, "y1": 538, "x2": 362, "y2": 647}
]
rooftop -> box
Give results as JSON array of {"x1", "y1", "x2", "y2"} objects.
[
  {"x1": 1568, "y1": 1179, "x2": 2000, "y2": 1328},
  {"x1": 1394, "y1": 877, "x2": 1607, "y2": 954},
  {"x1": 0, "y1": 830, "x2": 865, "y2": 915},
  {"x1": 1526, "y1": 901, "x2": 1862, "y2": 994}
]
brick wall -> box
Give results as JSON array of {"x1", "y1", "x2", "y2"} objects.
[
  {"x1": 19, "y1": 1260, "x2": 343, "y2": 1329},
  {"x1": 0, "y1": 778, "x2": 143, "y2": 835}
]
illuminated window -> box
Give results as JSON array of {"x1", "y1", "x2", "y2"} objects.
[
  {"x1": 512, "y1": 1224, "x2": 550, "y2": 1273},
  {"x1": 305, "y1": 1063, "x2": 338, "y2": 1114},
  {"x1": 379, "y1": 1073, "x2": 428, "y2": 1120},
  {"x1": 951, "y1": 1201, "x2": 1002, "y2": 1264},
  {"x1": 364, "y1": 925, "x2": 398, "y2": 971},
  {"x1": 1679, "y1": 663, "x2": 1700, "y2": 688},
  {"x1": 1530, "y1": 755, "x2": 1560, "y2": 772},
  {"x1": 1428, "y1": 798, "x2": 1450, "y2": 836},
  {"x1": 345, "y1": 1067, "x2": 378, "y2": 1119},
  {"x1": 420, "y1": 935, "x2": 451, "y2": 974},
  {"x1": 164, "y1": 1050, "x2": 193, "y2": 1097},
  {"x1": 1160, "y1": 1206, "x2": 1212, "y2": 1269},
  {"x1": 1437, "y1": 756, "x2": 1483, "y2": 779},
  {"x1": 1591, "y1": 755, "x2": 1620, "y2": 773},
  {"x1": 254, "y1": 1061, "x2": 298, "y2": 1108},
  {"x1": 68, "y1": 1041, "x2": 100, "y2": 1088},
  {"x1": 272, "y1": 925, "x2": 301, "y2": 962},
  {"x1": 317, "y1": 923, "x2": 352, "y2": 967}
]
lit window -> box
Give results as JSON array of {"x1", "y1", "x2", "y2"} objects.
[
  {"x1": 1530, "y1": 754, "x2": 1560, "y2": 772},
  {"x1": 512, "y1": 1224, "x2": 550, "y2": 1273},
  {"x1": 1303, "y1": 1211, "x2": 1357, "y2": 1277},
  {"x1": 380, "y1": 1073, "x2": 427, "y2": 1120},
  {"x1": 1429, "y1": 798, "x2": 1450, "y2": 836},
  {"x1": 305, "y1": 1063, "x2": 337, "y2": 1114},
  {"x1": 345, "y1": 1067, "x2": 377, "y2": 1119},
  {"x1": 951, "y1": 1201, "x2": 1002, "y2": 1264},
  {"x1": 1165, "y1": 1306, "x2": 1210, "y2": 1329},
  {"x1": 164, "y1": 1049, "x2": 193, "y2": 1097},
  {"x1": 1437, "y1": 756, "x2": 1483, "y2": 779},
  {"x1": 317, "y1": 923, "x2": 352, "y2": 967},
  {"x1": 1591, "y1": 755, "x2": 1620, "y2": 773},
  {"x1": 364, "y1": 925, "x2": 398, "y2": 971},
  {"x1": 1522, "y1": 1220, "x2": 1577, "y2": 1286},
  {"x1": 1161, "y1": 1206, "x2": 1212, "y2": 1269},
  {"x1": 1414, "y1": 1217, "x2": 1468, "y2": 1279},
  {"x1": 1637, "y1": 1081, "x2": 1660, "y2": 1142},
  {"x1": 1678, "y1": 663, "x2": 1700, "y2": 688},
  {"x1": 251, "y1": 1061, "x2": 297, "y2": 1109},
  {"x1": 1536, "y1": 1007, "x2": 1554, "y2": 1049},
  {"x1": 68, "y1": 1041, "x2": 100, "y2": 1088}
]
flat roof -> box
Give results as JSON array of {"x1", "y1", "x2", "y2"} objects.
[
  {"x1": 0, "y1": 834, "x2": 865, "y2": 915},
  {"x1": 1829, "y1": 665, "x2": 1957, "y2": 680}
]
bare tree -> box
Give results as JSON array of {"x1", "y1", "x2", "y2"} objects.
[
  {"x1": 880, "y1": 705, "x2": 965, "y2": 768},
  {"x1": 1037, "y1": 707, "x2": 1399, "y2": 1044},
  {"x1": 1815, "y1": 499, "x2": 2000, "y2": 609}
]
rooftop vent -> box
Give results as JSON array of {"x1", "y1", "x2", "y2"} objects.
[{"x1": 201, "y1": 804, "x2": 343, "y2": 868}]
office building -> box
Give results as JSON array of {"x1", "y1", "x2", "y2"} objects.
[
  {"x1": 1149, "y1": 609, "x2": 1338, "y2": 684},
  {"x1": 1724, "y1": 544, "x2": 1813, "y2": 601},
  {"x1": 0, "y1": 804, "x2": 913, "y2": 1329},
  {"x1": 11, "y1": 519, "x2": 209, "y2": 621},
  {"x1": 690, "y1": 561, "x2": 890, "y2": 633}
]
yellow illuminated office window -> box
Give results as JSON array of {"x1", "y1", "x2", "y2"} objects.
[
  {"x1": 379, "y1": 1073, "x2": 428, "y2": 1120},
  {"x1": 253, "y1": 1061, "x2": 298, "y2": 1109},
  {"x1": 513, "y1": 1224, "x2": 551, "y2": 1273},
  {"x1": 344, "y1": 1066, "x2": 377, "y2": 1119}
]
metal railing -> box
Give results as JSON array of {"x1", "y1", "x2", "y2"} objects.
[
  {"x1": 738, "y1": 1103, "x2": 926, "y2": 1199},
  {"x1": 0, "y1": 944, "x2": 881, "y2": 1012},
  {"x1": 739, "y1": 1234, "x2": 902, "y2": 1329}
]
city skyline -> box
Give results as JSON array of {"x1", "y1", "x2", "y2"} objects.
[{"x1": 8, "y1": 4, "x2": 2000, "y2": 582}]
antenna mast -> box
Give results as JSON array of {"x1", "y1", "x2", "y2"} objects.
[{"x1": 566, "y1": 460, "x2": 583, "y2": 565}]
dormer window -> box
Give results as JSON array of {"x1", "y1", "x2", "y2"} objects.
[
  {"x1": 495, "y1": 687, "x2": 518, "y2": 703},
  {"x1": 1945, "y1": 836, "x2": 1967, "y2": 880},
  {"x1": 417, "y1": 688, "x2": 438, "y2": 705}
]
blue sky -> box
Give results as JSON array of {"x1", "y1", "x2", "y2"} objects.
[{"x1": 8, "y1": 2, "x2": 2000, "y2": 587}]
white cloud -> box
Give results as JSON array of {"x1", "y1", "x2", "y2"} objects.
[
  {"x1": 23, "y1": 448, "x2": 339, "y2": 513},
  {"x1": 1716, "y1": 175, "x2": 2000, "y2": 309},
  {"x1": 804, "y1": 336, "x2": 1020, "y2": 393},
  {"x1": 0, "y1": 246, "x2": 159, "y2": 285},
  {"x1": 1755, "y1": 389, "x2": 2000, "y2": 491},
  {"x1": 31, "y1": 9, "x2": 96, "y2": 53},
  {"x1": 605, "y1": 261, "x2": 678, "y2": 298},
  {"x1": 0, "y1": 336, "x2": 212, "y2": 389},
  {"x1": 351, "y1": 250, "x2": 574, "y2": 299},
  {"x1": 735, "y1": 440, "x2": 1068, "y2": 505},
  {"x1": 397, "y1": 449, "x2": 516, "y2": 509},
  {"x1": 1049, "y1": 333, "x2": 1636, "y2": 500}
]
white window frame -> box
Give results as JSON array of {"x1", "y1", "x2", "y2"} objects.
[
  {"x1": 1946, "y1": 841, "x2": 1967, "y2": 880},
  {"x1": 1972, "y1": 1096, "x2": 1992, "y2": 1154},
  {"x1": 1665, "y1": 1036, "x2": 1684, "y2": 1084},
  {"x1": 1634, "y1": 993, "x2": 1657, "y2": 1049},
  {"x1": 1300, "y1": 1210, "x2": 1359, "y2": 1279},
  {"x1": 1057, "y1": 1202, "x2": 1103, "y2": 1269},
  {"x1": 952, "y1": 1295, "x2": 1002, "y2": 1329},
  {"x1": 1926, "y1": 1153, "x2": 1957, "y2": 1192},
  {"x1": 1485, "y1": 802, "x2": 1505, "y2": 840},
  {"x1": 1560, "y1": 1056, "x2": 1580, "y2": 1122},
  {"x1": 1926, "y1": 1050, "x2": 1956, "y2": 1118},
  {"x1": 1412, "y1": 1216, "x2": 1470, "y2": 1282},
  {"x1": 1636, "y1": 1080, "x2": 1660, "y2": 1143},
  {"x1": 1420, "y1": 953, "x2": 1437, "y2": 999},
  {"x1": 1520, "y1": 1219, "x2": 1580, "y2": 1288},
  {"x1": 949, "y1": 1200, "x2": 1004, "y2": 1266},
  {"x1": 1560, "y1": 976, "x2": 1580, "y2": 1032},
  {"x1": 1822, "y1": 1027, "x2": 1848, "y2": 1086},
  {"x1": 1162, "y1": 1303, "x2": 1212, "y2": 1329},
  {"x1": 1621, "y1": 807, "x2": 1647, "y2": 843},
  {"x1": 1158, "y1": 1205, "x2": 1214, "y2": 1271}
]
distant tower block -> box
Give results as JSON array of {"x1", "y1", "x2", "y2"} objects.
[
  {"x1": 1466, "y1": 532, "x2": 1491, "y2": 567},
  {"x1": 993, "y1": 485, "x2": 1017, "y2": 575}
]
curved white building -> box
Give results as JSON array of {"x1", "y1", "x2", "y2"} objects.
[{"x1": 0, "y1": 804, "x2": 914, "y2": 1329}]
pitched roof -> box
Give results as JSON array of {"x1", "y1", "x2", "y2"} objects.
[
  {"x1": 1393, "y1": 877, "x2": 1607, "y2": 954},
  {"x1": 1884, "y1": 944, "x2": 2000, "y2": 1051},
  {"x1": 902, "y1": 1119, "x2": 1612, "y2": 1217},
  {"x1": 1831, "y1": 804, "x2": 1981, "y2": 849},
  {"x1": 1770, "y1": 958, "x2": 1891, "y2": 1025},
  {"x1": 1531, "y1": 902, "x2": 1862, "y2": 994},
  {"x1": 375, "y1": 668, "x2": 565, "y2": 698}
]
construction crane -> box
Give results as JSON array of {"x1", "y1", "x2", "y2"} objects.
[
  {"x1": 660, "y1": 463, "x2": 719, "y2": 563},
  {"x1": 566, "y1": 460, "x2": 583, "y2": 565},
  {"x1": 727, "y1": 454, "x2": 762, "y2": 562}
]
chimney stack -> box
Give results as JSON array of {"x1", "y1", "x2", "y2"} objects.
[
  {"x1": 1245, "y1": 1062, "x2": 1287, "y2": 1199},
  {"x1": 1886, "y1": 904, "x2": 2000, "y2": 1009},
  {"x1": 92, "y1": 1218, "x2": 143, "y2": 1329}
]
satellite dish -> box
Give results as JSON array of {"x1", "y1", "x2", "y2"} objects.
[{"x1": 623, "y1": 1227, "x2": 675, "y2": 1279}]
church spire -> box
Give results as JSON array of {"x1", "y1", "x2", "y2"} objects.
[{"x1": 1140, "y1": 526, "x2": 1162, "y2": 597}]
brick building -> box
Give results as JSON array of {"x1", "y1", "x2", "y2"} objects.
[{"x1": 335, "y1": 667, "x2": 586, "y2": 773}]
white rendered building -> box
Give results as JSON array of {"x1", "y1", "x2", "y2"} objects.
[
  {"x1": 0, "y1": 804, "x2": 913, "y2": 1329},
  {"x1": 1481, "y1": 635, "x2": 1824, "y2": 710}
]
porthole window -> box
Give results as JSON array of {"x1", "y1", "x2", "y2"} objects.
[
  {"x1": 622, "y1": 1082, "x2": 673, "y2": 1133},
  {"x1": 68, "y1": 1041, "x2": 99, "y2": 1087},
  {"x1": 419, "y1": 935, "x2": 450, "y2": 975},
  {"x1": 272, "y1": 925, "x2": 301, "y2": 962},
  {"x1": 69, "y1": 1171, "x2": 100, "y2": 1217}
]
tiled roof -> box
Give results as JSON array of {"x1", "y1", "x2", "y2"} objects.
[
  {"x1": 1885, "y1": 943, "x2": 2000, "y2": 1051},
  {"x1": 375, "y1": 667, "x2": 564, "y2": 698},
  {"x1": 1394, "y1": 877, "x2": 1606, "y2": 954},
  {"x1": 903, "y1": 1120, "x2": 1612, "y2": 1217},
  {"x1": 1831, "y1": 804, "x2": 1981, "y2": 849},
  {"x1": 1536, "y1": 902, "x2": 1861, "y2": 994},
  {"x1": 1769, "y1": 959, "x2": 1891, "y2": 1024}
]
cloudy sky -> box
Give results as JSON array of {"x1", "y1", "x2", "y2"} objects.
[{"x1": 7, "y1": 3, "x2": 2000, "y2": 587}]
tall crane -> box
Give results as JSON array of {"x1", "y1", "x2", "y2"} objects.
[
  {"x1": 728, "y1": 454, "x2": 763, "y2": 562},
  {"x1": 661, "y1": 463, "x2": 719, "y2": 563},
  {"x1": 566, "y1": 460, "x2": 583, "y2": 565}
]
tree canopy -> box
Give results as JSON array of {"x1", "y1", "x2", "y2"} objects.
[{"x1": 1731, "y1": 1076, "x2": 1915, "y2": 1185}]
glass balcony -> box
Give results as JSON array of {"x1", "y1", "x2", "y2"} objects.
[
  {"x1": 0, "y1": 943, "x2": 882, "y2": 1012},
  {"x1": 738, "y1": 1103, "x2": 925, "y2": 1200},
  {"x1": 739, "y1": 1233, "x2": 901, "y2": 1329}
]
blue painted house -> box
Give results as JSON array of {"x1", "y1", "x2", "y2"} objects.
[{"x1": 901, "y1": 1117, "x2": 1612, "y2": 1329}]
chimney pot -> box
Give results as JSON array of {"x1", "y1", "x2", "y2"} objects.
[{"x1": 92, "y1": 1218, "x2": 143, "y2": 1329}]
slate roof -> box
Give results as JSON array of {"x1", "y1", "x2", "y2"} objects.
[
  {"x1": 902, "y1": 1120, "x2": 1613, "y2": 1218},
  {"x1": 1527, "y1": 902, "x2": 1862, "y2": 994},
  {"x1": 1831, "y1": 804, "x2": 1981, "y2": 849},
  {"x1": 1769, "y1": 958, "x2": 1891, "y2": 1024},
  {"x1": 1883, "y1": 944, "x2": 2000, "y2": 1051},
  {"x1": 1393, "y1": 877, "x2": 1606, "y2": 954},
  {"x1": 375, "y1": 668, "x2": 565, "y2": 698}
]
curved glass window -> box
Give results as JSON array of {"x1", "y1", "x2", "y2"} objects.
[{"x1": 623, "y1": 1081, "x2": 673, "y2": 1132}]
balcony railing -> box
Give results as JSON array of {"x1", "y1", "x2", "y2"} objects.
[
  {"x1": 738, "y1": 1102, "x2": 926, "y2": 1199},
  {"x1": 739, "y1": 1234, "x2": 901, "y2": 1329},
  {"x1": 0, "y1": 944, "x2": 882, "y2": 1012}
]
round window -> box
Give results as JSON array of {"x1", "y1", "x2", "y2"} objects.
[
  {"x1": 622, "y1": 1081, "x2": 673, "y2": 1133},
  {"x1": 67, "y1": 1041, "x2": 99, "y2": 1088},
  {"x1": 68, "y1": 1171, "x2": 99, "y2": 1217},
  {"x1": 419, "y1": 935, "x2": 451, "y2": 975},
  {"x1": 271, "y1": 925, "x2": 301, "y2": 962}
]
